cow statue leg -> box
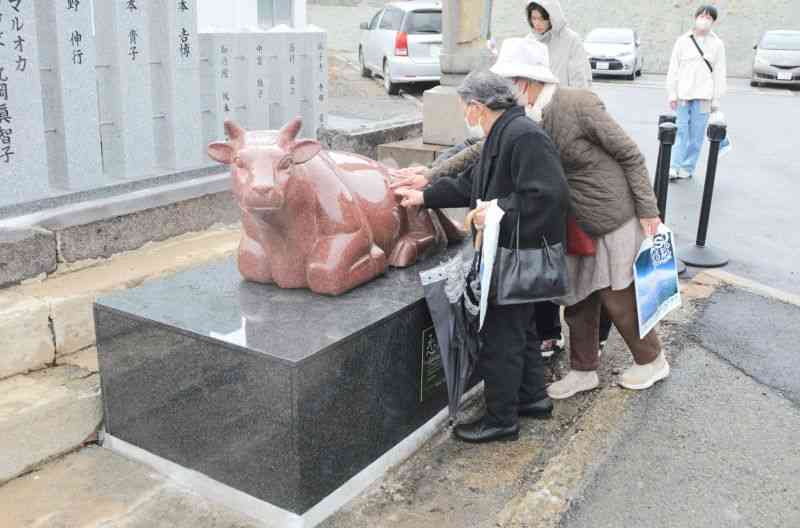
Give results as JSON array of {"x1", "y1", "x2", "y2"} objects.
[
  {"x1": 388, "y1": 206, "x2": 448, "y2": 268},
  {"x1": 306, "y1": 227, "x2": 387, "y2": 296},
  {"x1": 237, "y1": 234, "x2": 274, "y2": 284}
]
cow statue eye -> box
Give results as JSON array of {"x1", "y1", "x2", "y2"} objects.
[{"x1": 277, "y1": 155, "x2": 293, "y2": 171}]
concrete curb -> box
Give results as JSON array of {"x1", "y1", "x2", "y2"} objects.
[{"x1": 700, "y1": 269, "x2": 800, "y2": 308}]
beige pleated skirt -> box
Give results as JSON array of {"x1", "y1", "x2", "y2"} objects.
[{"x1": 560, "y1": 216, "x2": 646, "y2": 307}]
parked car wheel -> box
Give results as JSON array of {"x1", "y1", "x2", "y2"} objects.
[
  {"x1": 383, "y1": 60, "x2": 400, "y2": 95},
  {"x1": 359, "y1": 48, "x2": 371, "y2": 78},
  {"x1": 626, "y1": 72, "x2": 636, "y2": 81},
  {"x1": 750, "y1": 80, "x2": 760, "y2": 87}
]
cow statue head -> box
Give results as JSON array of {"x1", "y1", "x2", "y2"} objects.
[{"x1": 207, "y1": 118, "x2": 322, "y2": 216}]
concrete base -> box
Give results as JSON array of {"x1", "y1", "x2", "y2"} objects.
[
  {"x1": 377, "y1": 137, "x2": 449, "y2": 169},
  {"x1": 423, "y1": 85, "x2": 468, "y2": 147},
  {"x1": 318, "y1": 119, "x2": 422, "y2": 160},
  {"x1": 0, "y1": 228, "x2": 57, "y2": 288},
  {"x1": 0, "y1": 173, "x2": 239, "y2": 272}
]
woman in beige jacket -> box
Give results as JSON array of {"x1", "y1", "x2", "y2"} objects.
[{"x1": 393, "y1": 39, "x2": 670, "y2": 398}]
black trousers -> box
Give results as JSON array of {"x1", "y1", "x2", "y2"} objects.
[
  {"x1": 479, "y1": 302, "x2": 546, "y2": 427},
  {"x1": 534, "y1": 301, "x2": 613, "y2": 343}
]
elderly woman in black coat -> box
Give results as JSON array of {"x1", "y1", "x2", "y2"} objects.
[{"x1": 396, "y1": 71, "x2": 570, "y2": 443}]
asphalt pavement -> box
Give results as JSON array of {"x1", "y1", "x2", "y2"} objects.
[{"x1": 562, "y1": 284, "x2": 800, "y2": 528}]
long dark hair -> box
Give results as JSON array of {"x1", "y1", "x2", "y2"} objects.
[{"x1": 525, "y1": 2, "x2": 550, "y2": 31}]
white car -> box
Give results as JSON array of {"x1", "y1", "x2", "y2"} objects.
[
  {"x1": 358, "y1": 1, "x2": 442, "y2": 95},
  {"x1": 584, "y1": 28, "x2": 643, "y2": 81}
]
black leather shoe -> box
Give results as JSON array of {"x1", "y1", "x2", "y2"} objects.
[
  {"x1": 518, "y1": 397, "x2": 553, "y2": 418},
  {"x1": 453, "y1": 418, "x2": 519, "y2": 444}
]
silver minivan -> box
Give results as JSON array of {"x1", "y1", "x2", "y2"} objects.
[{"x1": 358, "y1": 1, "x2": 442, "y2": 94}]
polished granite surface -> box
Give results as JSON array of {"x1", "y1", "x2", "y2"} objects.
[
  {"x1": 97, "y1": 256, "x2": 437, "y2": 363},
  {"x1": 96, "y1": 250, "x2": 463, "y2": 514}
]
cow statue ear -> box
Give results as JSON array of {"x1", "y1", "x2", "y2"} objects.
[
  {"x1": 291, "y1": 140, "x2": 322, "y2": 165},
  {"x1": 207, "y1": 142, "x2": 235, "y2": 164}
]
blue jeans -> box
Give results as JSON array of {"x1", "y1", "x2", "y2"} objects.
[{"x1": 671, "y1": 100, "x2": 709, "y2": 175}]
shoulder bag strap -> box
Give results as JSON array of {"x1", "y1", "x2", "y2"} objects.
[{"x1": 689, "y1": 35, "x2": 714, "y2": 73}]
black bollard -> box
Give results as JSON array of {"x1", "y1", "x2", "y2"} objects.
[
  {"x1": 653, "y1": 113, "x2": 677, "y2": 200},
  {"x1": 679, "y1": 118, "x2": 729, "y2": 268},
  {"x1": 651, "y1": 114, "x2": 685, "y2": 274},
  {"x1": 655, "y1": 122, "x2": 677, "y2": 221}
]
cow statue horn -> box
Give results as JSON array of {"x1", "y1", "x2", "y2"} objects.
[{"x1": 278, "y1": 117, "x2": 303, "y2": 150}]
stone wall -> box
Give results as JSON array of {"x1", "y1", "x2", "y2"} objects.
[{"x1": 314, "y1": 0, "x2": 800, "y2": 77}]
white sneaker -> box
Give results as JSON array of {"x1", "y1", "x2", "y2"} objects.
[
  {"x1": 676, "y1": 168, "x2": 693, "y2": 180},
  {"x1": 618, "y1": 353, "x2": 670, "y2": 390},
  {"x1": 668, "y1": 168, "x2": 678, "y2": 180},
  {"x1": 547, "y1": 370, "x2": 600, "y2": 400}
]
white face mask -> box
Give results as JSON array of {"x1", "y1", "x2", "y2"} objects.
[
  {"x1": 464, "y1": 105, "x2": 485, "y2": 138},
  {"x1": 695, "y1": 17, "x2": 713, "y2": 32}
]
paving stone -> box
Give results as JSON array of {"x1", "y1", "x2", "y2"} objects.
[
  {"x1": 0, "y1": 447, "x2": 264, "y2": 528},
  {"x1": 0, "y1": 366, "x2": 102, "y2": 483},
  {"x1": 0, "y1": 292, "x2": 54, "y2": 379}
]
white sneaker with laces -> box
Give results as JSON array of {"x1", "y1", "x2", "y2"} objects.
[
  {"x1": 547, "y1": 370, "x2": 600, "y2": 400},
  {"x1": 619, "y1": 353, "x2": 670, "y2": 390}
]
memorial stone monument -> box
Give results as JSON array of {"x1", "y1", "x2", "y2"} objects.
[
  {"x1": 245, "y1": 32, "x2": 274, "y2": 131},
  {"x1": 33, "y1": 0, "x2": 104, "y2": 191},
  {"x1": 149, "y1": 0, "x2": 203, "y2": 169},
  {"x1": 0, "y1": 0, "x2": 50, "y2": 207},
  {"x1": 423, "y1": 0, "x2": 493, "y2": 146},
  {"x1": 94, "y1": 0, "x2": 157, "y2": 179}
]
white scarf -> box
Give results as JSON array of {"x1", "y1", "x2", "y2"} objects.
[{"x1": 524, "y1": 83, "x2": 557, "y2": 123}]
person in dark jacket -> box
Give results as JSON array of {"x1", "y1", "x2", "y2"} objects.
[
  {"x1": 396, "y1": 71, "x2": 570, "y2": 444},
  {"x1": 395, "y1": 38, "x2": 670, "y2": 399}
]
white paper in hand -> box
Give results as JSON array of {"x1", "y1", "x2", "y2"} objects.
[{"x1": 479, "y1": 200, "x2": 505, "y2": 330}]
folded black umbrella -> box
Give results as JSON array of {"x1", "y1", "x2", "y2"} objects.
[{"x1": 420, "y1": 250, "x2": 482, "y2": 422}]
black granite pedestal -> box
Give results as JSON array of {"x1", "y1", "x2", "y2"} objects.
[{"x1": 95, "y1": 254, "x2": 460, "y2": 521}]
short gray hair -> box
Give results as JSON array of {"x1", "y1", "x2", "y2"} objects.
[{"x1": 457, "y1": 70, "x2": 519, "y2": 111}]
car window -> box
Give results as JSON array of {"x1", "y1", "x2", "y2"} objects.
[
  {"x1": 760, "y1": 33, "x2": 800, "y2": 51},
  {"x1": 404, "y1": 10, "x2": 442, "y2": 35},
  {"x1": 369, "y1": 9, "x2": 383, "y2": 30},
  {"x1": 379, "y1": 7, "x2": 404, "y2": 31},
  {"x1": 586, "y1": 29, "x2": 634, "y2": 44}
]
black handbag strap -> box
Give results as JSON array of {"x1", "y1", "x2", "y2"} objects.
[
  {"x1": 689, "y1": 35, "x2": 713, "y2": 73},
  {"x1": 505, "y1": 213, "x2": 553, "y2": 262}
]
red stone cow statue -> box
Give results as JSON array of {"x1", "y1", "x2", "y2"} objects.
[{"x1": 207, "y1": 118, "x2": 464, "y2": 296}]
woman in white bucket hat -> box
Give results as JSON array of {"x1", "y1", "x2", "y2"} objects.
[{"x1": 393, "y1": 38, "x2": 670, "y2": 398}]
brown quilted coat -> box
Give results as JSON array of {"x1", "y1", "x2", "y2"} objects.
[{"x1": 428, "y1": 88, "x2": 659, "y2": 237}]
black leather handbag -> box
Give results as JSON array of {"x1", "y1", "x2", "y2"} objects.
[{"x1": 495, "y1": 215, "x2": 569, "y2": 305}]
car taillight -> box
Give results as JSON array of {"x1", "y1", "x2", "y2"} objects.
[{"x1": 395, "y1": 32, "x2": 408, "y2": 56}]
